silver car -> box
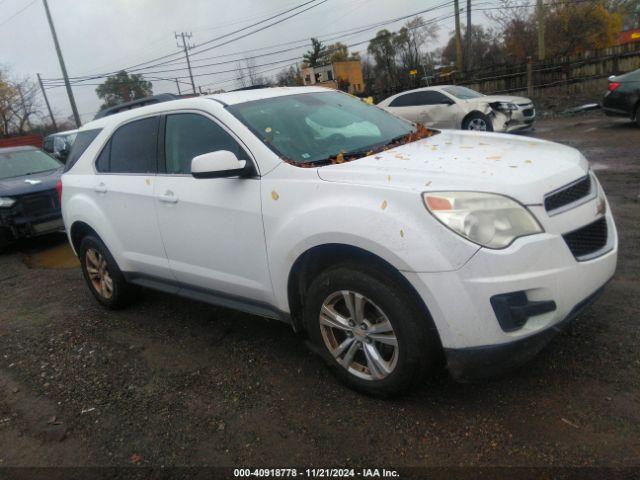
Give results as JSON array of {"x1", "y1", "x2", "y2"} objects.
[{"x1": 378, "y1": 85, "x2": 535, "y2": 133}]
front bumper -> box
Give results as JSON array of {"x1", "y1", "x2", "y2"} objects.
[
  {"x1": 445, "y1": 281, "x2": 608, "y2": 380},
  {"x1": 0, "y1": 192, "x2": 63, "y2": 247},
  {"x1": 403, "y1": 195, "x2": 617, "y2": 380}
]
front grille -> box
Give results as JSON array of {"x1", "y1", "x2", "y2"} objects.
[
  {"x1": 18, "y1": 190, "x2": 59, "y2": 217},
  {"x1": 563, "y1": 217, "x2": 608, "y2": 260},
  {"x1": 544, "y1": 175, "x2": 592, "y2": 213},
  {"x1": 522, "y1": 108, "x2": 534, "y2": 117}
]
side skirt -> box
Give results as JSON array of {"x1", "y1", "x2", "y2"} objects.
[{"x1": 123, "y1": 272, "x2": 292, "y2": 326}]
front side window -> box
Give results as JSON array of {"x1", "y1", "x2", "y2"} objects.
[
  {"x1": 97, "y1": 117, "x2": 159, "y2": 173},
  {"x1": 228, "y1": 91, "x2": 415, "y2": 165},
  {"x1": 0, "y1": 149, "x2": 61, "y2": 179},
  {"x1": 164, "y1": 113, "x2": 247, "y2": 174}
]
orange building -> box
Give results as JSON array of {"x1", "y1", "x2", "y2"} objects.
[
  {"x1": 618, "y1": 28, "x2": 640, "y2": 45},
  {"x1": 302, "y1": 60, "x2": 365, "y2": 94}
]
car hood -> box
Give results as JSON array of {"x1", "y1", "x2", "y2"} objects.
[
  {"x1": 316, "y1": 130, "x2": 589, "y2": 205},
  {"x1": 463, "y1": 95, "x2": 532, "y2": 105},
  {"x1": 0, "y1": 167, "x2": 62, "y2": 197}
]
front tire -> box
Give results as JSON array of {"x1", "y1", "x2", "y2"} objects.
[
  {"x1": 303, "y1": 262, "x2": 441, "y2": 396},
  {"x1": 463, "y1": 112, "x2": 494, "y2": 131},
  {"x1": 79, "y1": 235, "x2": 138, "y2": 309}
]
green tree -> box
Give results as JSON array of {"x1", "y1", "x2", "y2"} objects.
[
  {"x1": 367, "y1": 30, "x2": 398, "y2": 90},
  {"x1": 303, "y1": 38, "x2": 328, "y2": 67},
  {"x1": 96, "y1": 71, "x2": 152, "y2": 110}
]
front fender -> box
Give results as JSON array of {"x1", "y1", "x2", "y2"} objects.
[{"x1": 261, "y1": 173, "x2": 479, "y2": 312}]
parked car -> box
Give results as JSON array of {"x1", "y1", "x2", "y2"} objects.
[
  {"x1": 602, "y1": 68, "x2": 640, "y2": 126},
  {"x1": 43, "y1": 129, "x2": 78, "y2": 163},
  {"x1": 60, "y1": 87, "x2": 616, "y2": 395},
  {"x1": 378, "y1": 85, "x2": 536, "y2": 133},
  {"x1": 0, "y1": 146, "x2": 64, "y2": 249}
]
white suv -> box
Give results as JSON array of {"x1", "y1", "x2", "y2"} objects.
[{"x1": 60, "y1": 87, "x2": 617, "y2": 396}]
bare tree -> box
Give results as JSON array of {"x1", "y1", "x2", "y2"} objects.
[{"x1": 0, "y1": 68, "x2": 42, "y2": 137}]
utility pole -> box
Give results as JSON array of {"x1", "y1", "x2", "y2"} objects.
[
  {"x1": 466, "y1": 0, "x2": 472, "y2": 72},
  {"x1": 17, "y1": 85, "x2": 33, "y2": 131},
  {"x1": 42, "y1": 0, "x2": 80, "y2": 127},
  {"x1": 176, "y1": 32, "x2": 196, "y2": 94},
  {"x1": 536, "y1": 0, "x2": 546, "y2": 61},
  {"x1": 454, "y1": 0, "x2": 463, "y2": 73},
  {"x1": 37, "y1": 73, "x2": 57, "y2": 130},
  {"x1": 175, "y1": 78, "x2": 182, "y2": 95}
]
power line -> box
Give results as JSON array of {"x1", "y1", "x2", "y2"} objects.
[
  {"x1": 0, "y1": 0, "x2": 37, "y2": 28},
  {"x1": 43, "y1": 0, "x2": 454, "y2": 85},
  {"x1": 43, "y1": 0, "x2": 328, "y2": 85}
]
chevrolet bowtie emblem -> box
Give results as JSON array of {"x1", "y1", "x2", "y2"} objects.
[{"x1": 24, "y1": 179, "x2": 42, "y2": 185}]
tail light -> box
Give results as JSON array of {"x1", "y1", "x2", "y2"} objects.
[
  {"x1": 608, "y1": 82, "x2": 620, "y2": 92},
  {"x1": 56, "y1": 179, "x2": 63, "y2": 202}
]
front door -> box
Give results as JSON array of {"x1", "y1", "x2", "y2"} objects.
[{"x1": 153, "y1": 112, "x2": 273, "y2": 304}]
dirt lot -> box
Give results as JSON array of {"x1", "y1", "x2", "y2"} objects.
[{"x1": 1, "y1": 113, "x2": 639, "y2": 473}]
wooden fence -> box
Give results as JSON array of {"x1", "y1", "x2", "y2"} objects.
[{"x1": 456, "y1": 42, "x2": 640, "y2": 96}]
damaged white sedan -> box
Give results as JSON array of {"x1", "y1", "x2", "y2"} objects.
[{"x1": 378, "y1": 85, "x2": 535, "y2": 133}]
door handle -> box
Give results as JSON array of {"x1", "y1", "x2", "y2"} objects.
[
  {"x1": 158, "y1": 190, "x2": 178, "y2": 204},
  {"x1": 94, "y1": 183, "x2": 107, "y2": 194}
]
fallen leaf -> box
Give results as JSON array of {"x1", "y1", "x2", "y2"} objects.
[
  {"x1": 486, "y1": 155, "x2": 501, "y2": 160},
  {"x1": 380, "y1": 200, "x2": 388, "y2": 210},
  {"x1": 561, "y1": 418, "x2": 580, "y2": 429},
  {"x1": 271, "y1": 190, "x2": 279, "y2": 201},
  {"x1": 387, "y1": 175, "x2": 392, "y2": 183},
  {"x1": 400, "y1": 229, "x2": 405, "y2": 238},
  {"x1": 524, "y1": 159, "x2": 533, "y2": 164},
  {"x1": 130, "y1": 454, "x2": 143, "y2": 465},
  {"x1": 335, "y1": 152, "x2": 345, "y2": 164},
  {"x1": 425, "y1": 181, "x2": 432, "y2": 187}
]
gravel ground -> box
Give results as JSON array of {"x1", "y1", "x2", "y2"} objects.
[{"x1": 0, "y1": 113, "x2": 639, "y2": 472}]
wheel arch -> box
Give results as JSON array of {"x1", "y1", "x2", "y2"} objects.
[
  {"x1": 286, "y1": 243, "x2": 440, "y2": 343},
  {"x1": 69, "y1": 220, "x2": 101, "y2": 255}
]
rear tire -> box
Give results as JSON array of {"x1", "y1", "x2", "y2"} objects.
[
  {"x1": 463, "y1": 112, "x2": 494, "y2": 132},
  {"x1": 78, "y1": 235, "x2": 139, "y2": 309},
  {"x1": 303, "y1": 261, "x2": 441, "y2": 397}
]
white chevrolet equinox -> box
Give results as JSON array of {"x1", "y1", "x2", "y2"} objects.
[{"x1": 60, "y1": 87, "x2": 617, "y2": 396}]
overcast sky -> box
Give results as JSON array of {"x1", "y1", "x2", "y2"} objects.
[{"x1": 1, "y1": 0, "x2": 489, "y2": 125}]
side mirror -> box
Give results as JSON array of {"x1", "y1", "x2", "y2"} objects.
[{"x1": 191, "y1": 150, "x2": 249, "y2": 179}]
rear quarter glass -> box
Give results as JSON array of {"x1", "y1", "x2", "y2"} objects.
[{"x1": 64, "y1": 129, "x2": 102, "y2": 172}]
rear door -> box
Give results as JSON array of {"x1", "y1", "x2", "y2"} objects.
[
  {"x1": 93, "y1": 116, "x2": 171, "y2": 279},
  {"x1": 386, "y1": 91, "x2": 459, "y2": 127},
  {"x1": 153, "y1": 111, "x2": 273, "y2": 304}
]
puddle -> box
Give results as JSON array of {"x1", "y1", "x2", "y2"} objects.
[{"x1": 22, "y1": 243, "x2": 80, "y2": 269}]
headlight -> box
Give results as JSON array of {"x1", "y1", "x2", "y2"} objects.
[
  {"x1": 491, "y1": 102, "x2": 517, "y2": 112},
  {"x1": 423, "y1": 192, "x2": 543, "y2": 248},
  {"x1": 0, "y1": 197, "x2": 16, "y2": 208}
]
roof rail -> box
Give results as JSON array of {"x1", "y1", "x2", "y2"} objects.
[{"x1": 93, "y1": 93, "x2": 181, "y2": 120}]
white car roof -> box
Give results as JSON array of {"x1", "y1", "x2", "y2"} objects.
[{"x1": 80, "y1": 86, "x2": 332, "y2": 132}]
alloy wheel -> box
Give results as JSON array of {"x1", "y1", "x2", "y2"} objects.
[
  {"x1": 468, "y1": 118, "x2": 488, "y2": 131},
  {"x1": 85, "y1": 248, "x2": 113, "y2": 299},
  {"x1": 319, "y1": 290, "x2": 398, "y2": 381}
]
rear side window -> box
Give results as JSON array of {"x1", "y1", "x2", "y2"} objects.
[
  {"x1": 96, "y1": 117, "x2": 159, "y2": 173},
  {"x1": 164, "y1": 113, "x2": 247, "y2": 174},
  {"x1": 64, "y1": 129, "x2": 101, "y2": 172},
  {"x1": 389, "y1": 91, "x2": 451, "y2": 107}
]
